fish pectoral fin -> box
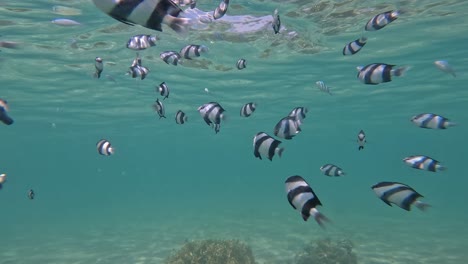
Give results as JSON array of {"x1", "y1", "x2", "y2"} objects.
[{"x1": 381, "y1": 199, "x2": 393, "y2": 207}]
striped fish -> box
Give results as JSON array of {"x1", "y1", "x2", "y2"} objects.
[
  {"x1": 357, "y1": 63, "x2": 409, "y2": 85},
  {"x1": 371, "y1": 181, "x2": 430, "y2": 211},
  {"x1": 288, "y1": 107, "x2": 308, "y2": 126},
  {"x1": 343, "y1": 37, "x2": 367, "y2": 55},
  {"x1": 175, "y1": 110, "x2": 188, "y2": 124},
  {"x1": 213, "y1": 0, "x2": 229, "y2": 20},
  {"x1": 153, "y1": 98, "x2": 166, "y2": 119},
  {"x1": 0, "y1": 98, "x2": 14, "y2": 125},
  {"x1": 198, "y1": 102, "x2": 226, "y2": 133},
  {"x1": 236, "y1": 58, "x2": 246, "y2": 70},
  {"x1": 240, "y1": 102, "x2": 256, "y2": 117},
  {"x1": 316, "y1": 81, "x2": 332, "y2": 95},
  {"x1": 411, "y1": 113, "x2": 455, "y2": 129},
  {"x1": 253, "y1": 132, "x2": 283, "y2": 161},
  {"x1": 91, "y1": 0, "x2": 191, "y2": 33},
  {"x1": 365, "y1": 10, "x2": 400, "y2": 31},
  {"x1": 273, "y1": 116, "x2": 301, "y2": 140},
  {"x1": 94, "y1": 57, "x2": 103, "y2": 78},
  {"x1": 157, "y1": 82, "x2": 170, "y2": 100},
  {"x1": 272, "y1": 9, "x2": 281, "y2": 34},
  {"x1": 403, "y1": 155, "x2": 446, "y2": 172},
  {"x1": 357, "y1": 130, "x2": 366, "y2": 150},
  {"x1": 320, "y1": 164, "x2": 345, "y2": 177},
  {"x1": 126, "y1": 34, "x2": 159, "y2": 50},
  {"x1": 97, "y1": 139, "x2": 114, "y2": 156},
  {"x1": 0, "y1": 173, "x2": 6, "y2": 189},
  {"x1": 160, "y1": 51, "x2": 181, "y2": 65},
  {"x1": 180, "y1": 44, "x2": 208, "y2": 59},
  {"x1": 285, "y1": 175, "x2": 330, "y2": 227}
]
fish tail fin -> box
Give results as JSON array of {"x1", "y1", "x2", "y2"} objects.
[
  {"x1": 311, "y1": 208, "x2": 331, "y2": 228},
  {"x1": 436, "y1": 164, "x2": 447, "y2": 171},
  {"x1": 163, "y1": 16, "x2": 192, "y2": 33},
  {"x1": 447, "y1": 121, "x2": 456, "y2": 127},
  {"x1": 0, "y1": 112, "x2": 14, "y2": 125},
  {"x1": 276, "y1": 147, "x2": 284, "y2": 158},
  {"x1": 415, "y1": 201, "x2": 431, "y2": 212},
  {"x1": 184, "y1": 116, "x2": 188, "y2": 122},
  {"x1": 392, "y1": 66, "x2": 411, "y2": 77}
]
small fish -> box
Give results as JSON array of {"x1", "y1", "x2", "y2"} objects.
[
  {"x1": 343, "y1": 37, "x2": 367, "y2": 55},
  {"x1": 357, "y1": 130, "x2": 366, "y2": 150},
  {"x1": 0, "y1": 173, "x2": 6, "y2": 189},
  {"x1": 434, "y1": 60, "x2": 456, "y2": 77},
  {"x1": 97, "y1": 139, "x2": 114, "y2": 156},
  {"x1": 403, "y1": 155, "x2": 446, "y2": 172},
  {"x1": 240, "y1": 102, "x2": 256, "y2": 117},
  {"x1": 236, "y1": 59, "x2": 246, "y2": 70},
  {"x1": 157, "y1": 82, "x2": 170, "y2": 100},
  {"x1": 213, "y1": 0, "x2": 229, "y2": 20},
  {"x1": 126, "y1": 34, "x2": 159, "y2": 50},
  {"x1": 180, "y1": 44, "x2": 208, "y2": 60},
  {"x1": 0, "y1": 41, "x2": 20, "y2": 49},
  {"x1": 371, "y1": 181, "x2": 430, "y2": 211},
  {"x1": 272, "y1": 9, "x2": 281, "y2": 34},
  {"x1": 365, "y1": 10, "x2": 400, "y2": 31},
  {"x1": 357, "y1": 63, "x2": 409, "y2": 85},
  {"x1": 128, "y1": 53, "x2": 149, "y2": 80},
  {"x1": 320, "y1": 164, "x2": 345, "y2": 177},
  {"x1": 288, "y1": 107, "x2": 308, "y2": 126},
  {"x1": 175, "y1": 110, "x2": 188, "y2": 124},
  {"x1": 274, "y1": 116, "x2": 301, "y2": 140},
  {"x1": 316, "y1": 81, "x2": 332, "y2": 95},
  {"x1": 160, "y1": 51, "x2": 181, "y2": 66},
  {"x1": 91, "y1": 0, "x2": 191, "y2": 33},
  {"x1": 411, "y1": 113, "x2": 455, "y2": 129},
  {"x1": 198, "y1": 102, "x2": 226, "y2": 133},
  {"x1": 253, "y1": 132, "x2": 284, "y2": 161},
  {"x1": 28, "y1": 189, "x2": 35, "y2": 200},
  {"x1": 94, "y1": 57, "x2": 103, "y2": 78},
  {"x1": 0, "y1": 98, "x2": 14, "y2": 125},
  {"x1": 285, "y1": 175, "x2": 330, "y2": 227},
  {"x1": 153, "y1": 98, "x2": 166, "y2": 119},
  {"x1": 51, "y1": 18, "x2": 81, "y2": 26}
]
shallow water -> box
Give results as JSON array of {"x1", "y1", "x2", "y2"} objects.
[{"x1": 1, "y1": 0, "x2": 468, "y2": 263}]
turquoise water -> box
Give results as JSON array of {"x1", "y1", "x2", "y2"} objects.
[{"x1": 1, "y1": 0, "x2": 468, "y2": 263}]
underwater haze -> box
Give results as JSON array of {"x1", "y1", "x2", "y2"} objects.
[{"x1": 1, "y1": 0, "x2": 468, "y2": 263}]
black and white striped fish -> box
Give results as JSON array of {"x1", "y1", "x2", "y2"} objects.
[
  {"x1": 180, "y1": 44, "x2": 208, "y2": 59},
  {"x1": 213, "y1": 0, "x2": 229, "y2": 20},
  {"x1": 236, "y1": 59, "x2": 246, "y2": 70},
  {"x1": 288, "y1": 107, "x2": 308, "y2": 126},
  {"x1": 198, "y1": 102, "x2": 226, "y2": 133},
  {"x1": 343, "y1": 37, "x2": 367, "y2": 55},
  {"x1": 371, "y1": 181, "x2": 430, "y2": 211},
  {"x1": 320, "y1": 164, "x2": 345, "y2": 177},
  {"x1": 316, "y1": 81, "x2": 332, "y2": 95},
  {"x1": 357, "y1": 63, "x2": 409, "y2": 85},
  {"x1": 91, "y1": 0, "x2": 191, "y2": 33},
  {"x1": 253, "y1": 132, "x2": 284, "y2": 161},
  {"x1": 128, "y1": 53, "x2": 149, "y2": 80},
  {"x1": 240, "y1": 102, "x2": 256, "y2": 117},
  {"x1": 28, "y1": 189, "x2": 35, "y2": 200},
  {"x1": 274, "y1": 116, "x2": 301, "y2": 140},
  {"x1": 160, "y1": 51, "x2": 181, "y2": 65},
  {"x1": 285, "y1": 175, "x2": 330, "y2": 227},
  {"x1": 157, "y1": 82, "x2": 170, "y2": 100},
  {"x1": 0, "y1": 98, "x2": 13, "y2": 125},
  {"x1": 411, "y1": 113, "x2": 455, "y2": 129},
  {"x1": 0, "y1": 173, "x2": 6, "y2": 190},
  {"x1": 403, "y1": 155, "x2": 446, "y2": 172},
  {"x1": 357, "y1": 130, "x2": 366, "y2": 150},
  {"x1": 97, "y1": 139, "x2": 114, "y2": 156},
  {"x1": 153, "y1": 98, "x2": 166, "y2": 119},
  {"x1": 272, "y1": 9, "x2": 281, "y2": 34},
  {"x1": 175, "y1": 110, "x2": 188, "y2": 124},
  {"x1": 365, "y1": 10, "x2": 400, "y2": 31},
  {"x1": 94, "y1": 57, "x2": 103, "y2": 78},
  {"x1": 126, "y1": 34, "x2": 159, "y2": 50}
]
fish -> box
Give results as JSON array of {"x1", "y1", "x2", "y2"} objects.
[
  {"x1": 273, "y1": 116, "x2": 301, "y2": 140},
  {"x1": 97, "y1": 139, "x2": 114, "y2": 156},
  {"x1": 434, "y1": 60, "x2": 456, "y2": 77},
  {"x1": 343, "y1": 37, "x2": 367, "y2": 55},
  {"x1": 177, "y1": 0, "x2": 196, "y2": 9},
  {"x1": 272, "y1": 9, "x2": 281, "y2": 34},
  {"x1": 365, "y1": 10, "x2": 400, "y2": 31},
  {"x1": 157, "y1": 82, "x2": 170, "y2": 100},
  {"x1": 0, "y1": 41, "x2": 20, "y2": 49},
  {"x1": 253, "y1": 132, "x2": 284, "y2": 161},
  {"x1": 316, "y1": 81, "x2": 332, "y2": 95},
  {"x1": 411, "y1": 113, "x2": 455, "y2": 129},
  {"x1": 94, "y1": 57, "x2": 103, "y2": 78},
  {"x1": 240, "y1": 102, "x2": 256, "y2": 117},
  {"x1": 357, "y1": 130, "x2": 366, "y2": 150},
  {"x1": 213, "y1": 0, "x2": 229, "y2": 20},
  {"x1": 179, "y1": 44, "x2": 208, "y2": 59},
  {"x1": 371, "y1": 181, "x2": 430, "y2": 211},
  {"x1": 0, "y1": 98, "x2": 14, "y2": 125},
  {"x1": 357, "y1": 63, "x2": 409, "y2": 85},
  {"x1": 0, "y1": 173, "x2": 6, "y2": 189},
  {"x1": 51, "y1": 18, "x2": 81, "y2": 26},
  {"x1": 126, "y1": 34, "x2": 159, "y2": 50},
  {"x1": 236, "y1": 58, "x2": 246, "y2": 70},
  {"x1": 198, "y1": 102, "x2": 226, "y2": 133},
  {"x1": 320, "y1": 164, "x2": 345, "y2": 177},
  {"x1": 288, "y1": 107, "x2": 308, "y2": 126},
  {"x1": 285, "y1": 175, "x2": 330, "y2": 227},
  {"x1": 28, "y1": 189, "x2": 35, "y2": 200},
  {"x1": 52, "y1": 5, "x2": 82, "y2": 16},
  {"x1": 91, "y1": 0, "x2": 191, "y2": 33},
  {"x1": 403, "y1": 155, "x2": 446, "y2": 172},
  {"x1": 128, "y1": 53, "x2": 149, "y2": 80},
  {"x1": 153, "y1": 98, "x2": 166, "y2": 119},
  {"x1": 160, "y1": 51, "x2": 182, "y2": 65},
  {"x1": 175, "y1": 110, "x2": 188, "y2": 124}
]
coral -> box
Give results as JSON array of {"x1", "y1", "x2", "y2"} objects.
[
  {"x1": 165, "y1": 239, "x2": 256, "y2": 264},
  {"x1": 294, "y1": 238, "x2": 357, "y2": 264}
]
